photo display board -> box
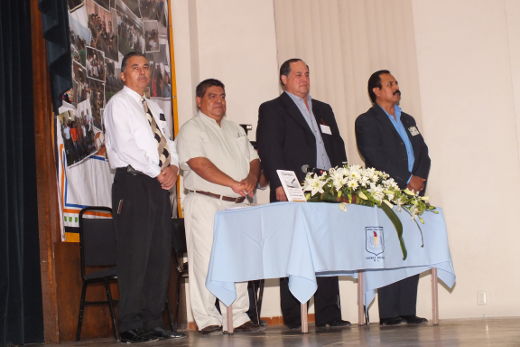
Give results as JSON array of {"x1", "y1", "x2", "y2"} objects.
[{"x1": 57, "y1": 0, "x2": 176, "y2": 241}]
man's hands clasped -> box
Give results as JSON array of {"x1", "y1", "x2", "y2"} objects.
[
  {"x1": 407, "y1": 175, "x2": 426, "y2": 193},
  {"x1": 231, "y1": 175, "x2": 257, "y2": 198},
  {"x1": 157, "y1": 165, "x2": 179, "y2": 190}
]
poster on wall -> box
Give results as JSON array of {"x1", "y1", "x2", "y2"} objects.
[{"x1": 57, "y1": 0, "x2": 175, "y2": 241}]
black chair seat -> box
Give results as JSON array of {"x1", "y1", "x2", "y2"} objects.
[{"x1": 84, "y1": 267, "x2": 118, "y2": 281}]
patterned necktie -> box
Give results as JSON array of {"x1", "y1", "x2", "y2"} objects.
[{"x1": 142, "y1": 98, "x2": 171, "y2": 169}]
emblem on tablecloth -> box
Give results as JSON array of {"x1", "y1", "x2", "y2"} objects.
[{"x1": 365, "y1": 226, "x2": 384, "y2": 256}]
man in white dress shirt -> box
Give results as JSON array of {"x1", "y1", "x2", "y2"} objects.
[
  {"x1": 104, "y1": 52, "x2": 185, "y2": 343},
  {"x1": 176, "y1": 78, "x2": 261, "y2": 334}
]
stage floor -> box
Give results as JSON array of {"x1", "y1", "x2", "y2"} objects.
[{"x1": 33, "y1": 317, "x2": 520, "y2": 346}]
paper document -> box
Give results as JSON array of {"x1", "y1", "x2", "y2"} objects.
[{"x1": 276, "y1": 170, "x2": 307, "y2": 202}]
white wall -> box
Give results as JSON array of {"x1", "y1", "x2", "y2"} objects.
[
  {"x1": 507, "y1": 0, "x2": 520, "y2": 161},
  {"x1": 171, "y1": 0, "x2": 520, "y2": 325},
  {"x1": 171, "y1": 0, "x2": 279, "y2": 136},
  {"x1": 412, "y1": 0, "x2": 520, "y2": 318}
]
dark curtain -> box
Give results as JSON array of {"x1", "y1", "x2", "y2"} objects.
[{"x1": 0, "y1": 0, "x2": 44, "y2": 345}]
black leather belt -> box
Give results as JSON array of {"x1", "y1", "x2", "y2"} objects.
[
  {"x1": 188, "y1": 190, "x2": 245, "y2": 203},
  {"x1": 117, "y1": 166, "x2": 146, "y2": 176}
]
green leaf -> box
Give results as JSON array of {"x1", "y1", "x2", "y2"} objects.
[{"x1": 381, "y1": 203, "x2": 407, "y2": 260}]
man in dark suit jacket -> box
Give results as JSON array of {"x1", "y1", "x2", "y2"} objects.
[
  {"x1": 355, "y1": 69, "x2": 431, "y2": 326},
  {"x1": 256, "y1": 58, "x2": 349, "y2": 329}
]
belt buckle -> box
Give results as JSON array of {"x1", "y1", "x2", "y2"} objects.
[{"x1": 126, "y1": 165, "x2": 138, "y2": 176}]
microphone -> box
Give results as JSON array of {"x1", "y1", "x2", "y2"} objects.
[{"x1": 301, "y1": 164, "x2": 325, "y2": 175}]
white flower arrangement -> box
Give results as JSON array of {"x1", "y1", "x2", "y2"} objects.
[{"x1": 302, "y1": 164, "x2": 437, "y2": 259}]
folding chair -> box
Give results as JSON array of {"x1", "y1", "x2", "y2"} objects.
[
  {"x1": 171, "y1": 218, "x2": 188, "y2": 329},
  {"x1": 76, "y1": 206, "x2": 119, "y2": 341}
]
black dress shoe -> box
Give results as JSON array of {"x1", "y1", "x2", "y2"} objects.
[
  {"x1": 234, "y1": 321, "x2": 263, "y2": 333},
  {"x1": 401, "y1": 315, "x2": 428, "y2": 325},
  {"x1": 285, "y1": 324, "x2": 301, "y2": 330},
  {"x1": 199, "y1": 324, "x2": 222, "y2": 335},
  {"x1": 380, "y1": 316, "x2": 405, "y2": 326},
  {"x1": 146, "y1": 327, "x2": 187, "y2": 339},
  {"x1": 316, "y1": 319, "x2": 351, "y2": 328},
  {"x1": 120, "y1": 329, "x2": 158, "y2": 344},
  {"x1": 282, "y1": 324, "x2": 301, "y2": 333}
]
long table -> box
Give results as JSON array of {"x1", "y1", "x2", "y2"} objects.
[{"x1": 206, "y1": 202, "x2": 456, "y2": 333}]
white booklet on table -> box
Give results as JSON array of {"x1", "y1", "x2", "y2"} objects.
[{"x1": 276, "y1": 170, "x2": 307, "y2": 202}]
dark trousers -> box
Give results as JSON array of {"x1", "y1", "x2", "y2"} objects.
[
  {"x1": 112, "y1": 169, "x2": 172, "y2": 332},
  {"x1": 247, "y1": 280, "x2": 262, "y2": 324},
  {"x1": 378, "y1": 274, "x2": 419, "y2": 319},
  {"x1": 280, "y1": 276, "x2": 342, "y2": 328}
]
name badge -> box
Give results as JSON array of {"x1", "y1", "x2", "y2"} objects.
[
  {"x1": 320, "y1": 124, "x2": 332, "y2": 135},
  {"x1": 408, "y1": 126, "x2": 420, "y2": 136}
]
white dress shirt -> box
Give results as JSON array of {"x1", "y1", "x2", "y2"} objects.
[
  {"x1": 176, "y1": 111, "x2": 258, "y2": 197},
  {"x1": 104, "y1": 86, "x2": 179, "y2": 178}
]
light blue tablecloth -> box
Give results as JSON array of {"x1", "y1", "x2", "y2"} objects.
[{"x1": 206, "y1": 202, "x2": 455, "y2": 307}]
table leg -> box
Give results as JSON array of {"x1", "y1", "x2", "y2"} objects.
[
  {"x1": 300, "y1": 303, "x2": 308, "y2": 333},
  {"x1": 431, "y1": 268, "x2": 439, "y2": 325},
  {"x1": 226, "y1": 305, "x2": 234, "y2": 334},
  {"x1": 357, "y1": 271, "x2": 366, "y2": 325}
]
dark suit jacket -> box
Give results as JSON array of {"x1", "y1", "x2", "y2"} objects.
[
  {"x1": 256, "y1": 92, "x2": 347, "y2": 201},
  {"x1": 355, "y1": 105, "x2": 430, "y2": 189}
]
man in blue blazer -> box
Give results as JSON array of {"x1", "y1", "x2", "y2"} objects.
[
  {"x1": 256, "y1": 58, "x2": 349, "y2": 329},
  {"x1": 355, "y1": 70, "x2": 431, "y2": 326}
]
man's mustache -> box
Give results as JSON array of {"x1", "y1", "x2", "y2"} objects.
[{"x1": 393, "y1": 90, "x2": 401, "y2": 96}]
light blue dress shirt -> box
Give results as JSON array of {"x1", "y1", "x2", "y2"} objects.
[
  {"x1": 379, "y1": 105, "x2": 414, "y2": 181},
  {"x1": 286, "y1": 92, "x2": 332, "y2": 170}
]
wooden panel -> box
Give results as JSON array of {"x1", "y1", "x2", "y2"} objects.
[{"x1": 30, "y1": 0, "x2": 61, "y2": 342}]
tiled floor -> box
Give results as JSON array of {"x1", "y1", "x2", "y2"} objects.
[{"x1": 32, "y1": 318, "x2": 520, "y2": 347}]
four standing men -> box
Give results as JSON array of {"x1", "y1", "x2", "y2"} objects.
[
  {"x1": 256, "y1": 59, "x2": 350, "y2": 329},
  {"x1": 104, "y1": 52, "x2": 185, "y2": 343},
  {"x1": 105, "y1": 52, "x2": 431, "y2": 338},
  {"x1": 355, "y1": 70, "x2": 431, "y2": 326}
]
